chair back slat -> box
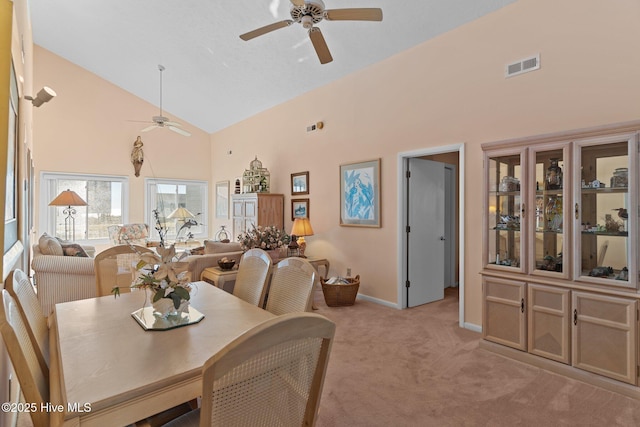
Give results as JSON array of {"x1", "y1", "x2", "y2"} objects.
[
  {"x1": 202, "y1": 313, "x2": 335, "y2": 426},
  {"x1": 0, "y1": 290, "x2": 49, "y2": 426},
  {"x1": 6, "y1": 269, "x2": 49, "y2": 375},
  {"x1": 265, "y1": 257, "x2": 316, "y2": 315},
  {"x1": 232, "y1": 248, "x2": 272, "y2": 307},
  {"x1": 94, "y1": 245, "x2": 154, "y2": 296}
]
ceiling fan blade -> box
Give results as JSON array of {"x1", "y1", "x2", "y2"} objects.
[
  {"x1": 290, "y1": 0, "x2": 305, "y2": 6},
  {"x1": 168, "y1": 125, "x2": 191, "y2": 137},
  {"x1": 324, "y1": 8, "x2": 383, "y2": 21},
  {"x1": 308, "y1": 27, "x2": 333, "y2": 65},
  {"x1": 165, "y1": 121, "x2": 182, "y2": 127},
  {"x1": 141, "y1": 125, "x2": 158, "y2": 132},
  {"x1": 240, "y1": 20, "x2": 293, "y2": 41}
]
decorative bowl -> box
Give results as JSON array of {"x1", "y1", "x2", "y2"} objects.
[{"x1": 217, "y1": 260, "x2": 236, "y2": 270}]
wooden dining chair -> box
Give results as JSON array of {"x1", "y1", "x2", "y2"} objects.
[
  {"x1": 94, "y1": 244, "x2": 154, "y2": 296},
  {"x1": 232, "y1": 248, "x2": 272, "y2": 307},
  {"x1": 162, "y1": 312, "x2": 336, "y2": 427},
  {"x1": 5, "y1": 269, "x2": 49, "y2": 376},
  {"x1": 265, "y1": 257, "x2": 317, "y2": 315},
  {"x1": 0, "y1": 290, "x2": 49, "y2": 427}
]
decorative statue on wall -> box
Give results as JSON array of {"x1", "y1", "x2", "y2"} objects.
[{"x1": 131, "y1": 136, "x2": 144, "y2": 177}]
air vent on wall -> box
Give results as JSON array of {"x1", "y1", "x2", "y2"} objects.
[{"x1": 505, "y1": 54, "x2": 540, "y2": 78}]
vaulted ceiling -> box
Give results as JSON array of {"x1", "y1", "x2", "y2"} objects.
[{"x1": 29, "y1": 0, "x2": 516, "y2": 133}]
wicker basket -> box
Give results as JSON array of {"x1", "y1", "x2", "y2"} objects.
[{"x1": 320, "y1": 275, "x2": 360, "y2": 307}]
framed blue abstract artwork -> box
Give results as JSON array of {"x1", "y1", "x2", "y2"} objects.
[{"x1": 340, "y1": 159, "x2": 381, "y2": 227}]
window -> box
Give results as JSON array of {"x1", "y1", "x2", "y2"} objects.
[
  {"x1": 40, "y1": 172, "x2": 128, "y2": 241},
  {"x1": 145, "y1": 178, "x2": 208, "y2": 241}
]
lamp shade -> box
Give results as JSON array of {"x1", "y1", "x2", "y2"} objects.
[
  {"x1": 49, "y1": 189, "x2": 87, "y2": 207},
  {"x1": 291, "y1": 218, "x2": 314, "y2": 237},
  {"x1": 168, "y1": 207, "x2": 195, "y2": 219}
]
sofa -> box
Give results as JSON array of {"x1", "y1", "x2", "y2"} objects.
[
  {"x1": 183, "y1": 240, "x2": 244, "y2": 282},
  {"x1": 31, "y1": 234, "x2": 97, "y2": 317}
]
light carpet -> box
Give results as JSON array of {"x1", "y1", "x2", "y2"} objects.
[{"x1": 312, "y1": 287, "x2": 640, "y2": 427}]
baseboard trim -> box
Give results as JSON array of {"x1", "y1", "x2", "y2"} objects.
[
  {"x1": 356, "y1": 294, "x2": 400, "y2": 309},
  {"x1": 479, "y1": 340, "x2": 640, "y2": 400},
  {"x1": 463, "y1": 322, "x2": 482, "y2": 333}
]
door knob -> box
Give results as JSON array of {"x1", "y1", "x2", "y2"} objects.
[{"x1": 440, "y1": 236, "x2": 445, "y2": 241}]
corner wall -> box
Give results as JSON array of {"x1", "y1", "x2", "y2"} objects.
[{"x1": 209, "y1": 0, "x2": 640, "y2": 326}]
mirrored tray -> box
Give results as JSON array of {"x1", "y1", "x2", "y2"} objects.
[{"x1": 131, "y1": 306, "x2": 205, "y2": 331}]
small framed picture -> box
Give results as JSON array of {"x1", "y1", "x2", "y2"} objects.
[
  {"x1": 291, "y1": 171, "x2": 309, "y2": 195},
  {"x1": 291, "y1": 198, "x2": 309, "y2": 220}
]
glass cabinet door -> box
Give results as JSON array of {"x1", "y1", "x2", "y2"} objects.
[
  {"x1": 529, "y1": 143, "x2": 570, "y2": 278},
  {"x1": 485, "y1": 148, "x2": 526, "y2": 273},
  {"x1": 573, "y1": 134, "x2": 638, "y2": 288}
]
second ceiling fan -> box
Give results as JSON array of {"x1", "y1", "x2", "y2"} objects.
[{"x1": 240, "y1": 0, "x2": 383, "y2": 64}]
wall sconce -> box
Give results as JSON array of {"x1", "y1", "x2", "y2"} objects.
[{"x1": 25, "y1": 86, "x2": 57, "y2": 107}]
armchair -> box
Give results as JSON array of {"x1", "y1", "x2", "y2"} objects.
[{"x1": 107, "y1": 223, "x2": 149, "y2": 246}]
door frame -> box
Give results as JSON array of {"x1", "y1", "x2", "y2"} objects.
[{"x1": 397, "y1": 143, "x2": 466, "y2": 328}]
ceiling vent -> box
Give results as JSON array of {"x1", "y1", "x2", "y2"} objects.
[{"x1": 505, "y1": 54, "x2": 540, "y2": 78}]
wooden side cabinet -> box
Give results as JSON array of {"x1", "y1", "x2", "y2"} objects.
[
  {"x1": 232, "y1": 193, "x2": 284, "y2": 238},
  {"x1": 483, "y1": 277, "x2": 527, "y2": 351},
  {"x1": 572, "y1": 291, "x2": 637, "y2": 385},
  {"x1": 527, "y1": 284, "x2": 570, "y2": 364}
]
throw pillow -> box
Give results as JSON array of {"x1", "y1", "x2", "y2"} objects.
[
  {"x1": 60, "y1": 242, "x2": 89, "y2": 257},
  {"x1": 204, "y1": 240, "x2": 242, "y2": 254},
  {"x1": 189, "y1": 246, "x2": 205, "y2": 255},
  {"x1": 38, "y1": 233, "x2": 64, "y2": 256}
]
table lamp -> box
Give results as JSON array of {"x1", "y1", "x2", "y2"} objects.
[
  {"x1": 290, "y1": 218, "x2": 314, "y2": 258},
  {"x1": 49, "y1": 189, "x2": 88, "y2": 241},
  {"x1": 168, "y1": 207, "x2": 195, "y2": 241}
]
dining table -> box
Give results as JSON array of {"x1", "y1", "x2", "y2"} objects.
[{"x1": 49, "y1": 282, "x2": 275, "y2": 427}]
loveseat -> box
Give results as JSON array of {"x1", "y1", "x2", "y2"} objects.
[
  {"x1": 183, "y1": 240, "x2": 244, "y2": 281},
  {"x1": 31, "y1": 234, "x2": 97, "y2": 317}
]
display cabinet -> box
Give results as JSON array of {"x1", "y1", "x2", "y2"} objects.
[
  {"x1": 484, "y1": 147, "x2": 527, "y2": 274},
  {"x1": 481, "y1": 121, "x2": 640, "y2": 391},
  {"x1": 232, "y1": 193, "x2": 284, "y2": 239},
  {"x1": 573, "y1": 134, "x2": 638, "y2": 288},
  {"x1": 528, "y1": 143, "x2": 571, "y2": 280}
]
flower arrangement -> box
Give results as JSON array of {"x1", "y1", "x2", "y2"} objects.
[
  {"x1": 112, "y1": 245, "x2": 192, "y2": 310},
  {"x1": 238, "y1": 225, "x2": 290, "y2": 251}
]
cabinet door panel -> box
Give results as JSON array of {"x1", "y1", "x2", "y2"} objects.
[
  {"x1": 483, "y1": 277, "x2": 526, "y2": 350},
  {"x1": 528, "y1": 284, "x2": 570, "y2": 364},
  {"x1": 572, "y1": 291, "x2": 637, "y2": 384}
]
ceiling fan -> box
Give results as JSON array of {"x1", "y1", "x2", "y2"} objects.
[
  {"x1": 239, "y1": 0, "x2": 383, "y2": 64},
  {"x1": 136, "y1": 65, "x2": 191, "y2": 137}
]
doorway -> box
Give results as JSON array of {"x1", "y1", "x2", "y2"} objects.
[{"x1": 397, "y1": 144, "x2": 465, "y2": 327}]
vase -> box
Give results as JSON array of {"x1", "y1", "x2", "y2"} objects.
[
  {"x1": 152, "y1": 297, "x2": 189, "y2": 319},
  {"x1": 545, "y1": 158, "x2": 562, "y2": 190}
]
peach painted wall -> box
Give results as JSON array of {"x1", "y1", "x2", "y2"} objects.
[
  {"x1": 210, "y1": 0, "x2": 640, "y2": 326},
  {"x1": 32, "y1": 47, "x2": 212, "y2": 249}
]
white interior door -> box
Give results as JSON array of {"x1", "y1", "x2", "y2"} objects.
[{"x1": 407, "y1": 158, "x2": 445, "y2": 307}]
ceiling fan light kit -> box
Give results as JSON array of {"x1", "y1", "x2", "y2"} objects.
[
  {"x1": 239, "y1": 0, "x2": 383, "y2": 65},
  {"x1": 135, "y1": 64, "x2": 191, "y2": 137}
]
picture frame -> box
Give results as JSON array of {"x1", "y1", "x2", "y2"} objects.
[
  {"x1": 340, "y1": 158, "x2": 381, "y2": 227},
  {"x1": 215, "y1": 181, "x2": 230, "y2": 219},
  {"x1": 291, "y1": 198, "x2": 309, "y2": 220},
  {"x1": 291, "y1": 171, "x2": 309, "y2": 195}
]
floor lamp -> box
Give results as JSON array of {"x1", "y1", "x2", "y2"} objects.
[
  {"x1": 49, "y1": 189, "x2": 87, "y2": 241},
  {"x1": 168, "y1": 207, "x2": 195, "y2": 242}
]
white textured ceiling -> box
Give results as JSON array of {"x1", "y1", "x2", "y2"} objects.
[{"x1": 29, "y1": 0, "x2": 516, "y2": 134}]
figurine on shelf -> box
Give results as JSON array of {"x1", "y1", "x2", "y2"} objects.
[{"x1": 545, "y1": 158, "x2": 562, "y2": 190}]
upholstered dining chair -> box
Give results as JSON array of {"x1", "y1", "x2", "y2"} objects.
[
  {"x1": 0, "y1": 290, "x2": 49, "y2": 427},
  {"x1": 94, "y1": 244, "x2": 154, "y2": 297},
  {"x1": 232, "y1": 248, "x2": 272, "y2": 307},
  {"x1": 162, "y1": 312, "x2": 336, "y2": 427},
  {"x1": 265, "y1": 257, "x2": 317, "y2": 315},
  {"x1": 5, "y1": 269, "x2": 49, "y2": 376}
]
